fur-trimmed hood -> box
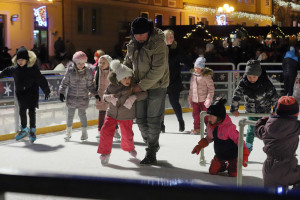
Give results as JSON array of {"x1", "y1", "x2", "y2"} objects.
[
  {"x1": 108, "y1": 71, "x2": 120, "y2": 86},
  {"x1": 12, "y1": 50, "x2": 37, "y2": 67},
  {"x1": 191, "y1": 67, "x2": 214, "y2": 76}
]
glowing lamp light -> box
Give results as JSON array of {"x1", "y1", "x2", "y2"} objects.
[
  {"x1": 33, "y1": 6, "x2": 47, "y2": 27},
  {"x1": 218, "y1": 4, "x2": 234, "y2": 14}
]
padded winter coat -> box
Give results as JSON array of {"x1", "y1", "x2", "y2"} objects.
[
  {"x1": 0, "y1": 51, "x2": 50, "y2": 109},
  {"x1": 188, "y1": 68, "x2": 214, "y2": 106},
  {"x1": 123, "y1": 28, "x2": 169, "y2": 91},
  {"x1": 230, "y1": 70, "x2": 279, "y2": 113},
  {"x1": 59, "y1": 63, "x2": 96, "y2": 110},
  {"x1": 103, "y1": 72, "x2": 147, "y2": 120},
  {"x1": 255, "y1": 116, "x2": 300, "y2": 187},
  {"x1": 94, "y1": 68, "x2": 109, "y2": 111}
]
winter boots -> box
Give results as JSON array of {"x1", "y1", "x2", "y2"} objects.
[
  {"x1": 129, "y1": 150, "x2": 137, "y2": 158},
  {"x1": 81, "y1": 127, "x2": 88, "y2": 140},
  {"x1": 29, "y1": 128, "x2": 37, "y2": 143},
  {"x1": 140, "y1": 153, "x2": 157, "y2": 165},
  {"x1": 15, "y1": 126, "x2": 29, "y2": 141},
  {"x1": 64, "y1": 127, "x2": 72, "y2": 142}
]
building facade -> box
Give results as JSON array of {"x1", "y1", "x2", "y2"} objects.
[{"x1": 0, "y1": 0, "x2": 63, "y2": 58}]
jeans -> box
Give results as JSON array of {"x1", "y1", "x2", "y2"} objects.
[
  {"x1": 136, "y1": 88, "x2": 167, "y2": 155},
  {"x1": 168, "y1": 92, "x2": 183, "y2": 122}
]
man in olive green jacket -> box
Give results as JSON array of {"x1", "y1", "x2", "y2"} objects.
[{"x1": 123, "y1": 17, "x2": 169, "y2": 165}]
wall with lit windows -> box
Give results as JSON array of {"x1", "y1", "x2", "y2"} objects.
[{"x1": 0, "y1": 0, "x2": 62, "y2": 57}]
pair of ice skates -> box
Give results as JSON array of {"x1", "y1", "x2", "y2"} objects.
[
  {"x1": 64, "y1": 127, "x2": 88, "y2": 142},
  {"x1": 15, "y1": 126, "x2": 36, "y2": 143}
]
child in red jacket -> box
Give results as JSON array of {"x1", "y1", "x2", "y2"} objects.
[{"x1": 192, "y1": 97, "x2": 249, "y2": 177}]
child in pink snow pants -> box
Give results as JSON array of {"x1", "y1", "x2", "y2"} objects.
[{"x1": 97, "y1": 59, "x2": 147, "y2": 165}]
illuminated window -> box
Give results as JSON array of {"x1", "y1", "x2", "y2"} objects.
[{"x1": 155, "y1": 14, "x2": 162, "y2": 27}]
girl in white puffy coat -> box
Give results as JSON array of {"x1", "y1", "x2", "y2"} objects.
[{"x1": 188, "y1": 57, "x2": 214, "y2": 134}]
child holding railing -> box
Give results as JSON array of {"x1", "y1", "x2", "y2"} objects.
[
  {"x1": 230, "y1": 60, "x2": 279, "y2": 154},
  {"x1": 255, "y1": 96, "x2": 300, "y2": 189},
  {"x1": 192, "y1": 97, "x2": 249, "y2": 177}
]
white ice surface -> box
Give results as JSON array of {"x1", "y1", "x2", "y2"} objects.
[{"x1": 1, "y1": 112, "x2": 299, "y2": 199}]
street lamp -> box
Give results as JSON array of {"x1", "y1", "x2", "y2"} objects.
[{"x1": 216, "y1": 4, "x2": 234, "y2": 25}]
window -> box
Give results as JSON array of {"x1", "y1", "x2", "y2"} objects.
[
  {"x1": 154, "y1": 0, "x2": 162, "y2": 6},
  {"x1": 189, "y1": 16, "x2": 195, "y2": 25},
  {"x1": 139, "y1": 0, "x2": 148, "y2": 4},
  {"x1": 245, "y1": 0, "x2": 248, "y2": 3},
  {"x1": 266, "y1": 0, "x2": 269, "y2": 6},
  {"x1": 78, "y1": 7, "x2": 84, "y2": 33},
  {"x1": 169, "y1": 16, "x2": 176, "y2": 26},
  {"x1": 168, "y1": 0, "x2": 176, "y2": 7},
  {"x1": 155, "y1": 14, "x2": 162, "y2": 27},
  {"x1": 201, "y1": 18, "x2": 208, "y2": 25}
]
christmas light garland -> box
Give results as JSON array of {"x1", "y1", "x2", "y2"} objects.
[{"x1": 274, "y1": 0, "x2": 300, "y2": 12}]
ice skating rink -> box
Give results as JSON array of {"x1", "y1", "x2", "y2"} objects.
[{"x1": 1, "y1": 112, "x2": 299, "y2": 200}]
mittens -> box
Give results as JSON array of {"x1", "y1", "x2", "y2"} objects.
[
  {"x1": 191, "y1": 138, "x2": 209, "y2": 155},
  {"x1": 45, "y1": 93, "x2": 50, "y2": 100},
  {"x1": 124, "y1": 95, "x2": 137, "y2": 109},
  {"x1": 105, "y1": 95, "x2": 118, "y2": 106},
  {"x1": 60, "y1": 93, "x2": 65, "y2": 102},
  {"x1": 243, "y1": 147, "x2": 249, "y2": 167},
  {"x1": 204, "y1": 99, "x2": 212, "y2": 108}
]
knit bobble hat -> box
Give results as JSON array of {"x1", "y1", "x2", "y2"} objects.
[
  {"x1": 290, "y1": 46, "x2": 295, "y2": 53},
  {"x1": 99, "y1": 55, "x2": 112, "y2": 65},
  {"x1": 110, "y1": 59, "x2": 133, "y2": 82},
  {"x1": 94, "y1": 49, "x2": 105, "y2": 59},
  {"x1": 245, "y1": 60, "x2": 262, "y2": 77},
  {"x1": 16, "y1": 46, "x2": 29, "y2": 60},
  {"x1": 131, "y1": 17, "x2": 154, "y2": 35},
  {"x1": 194, "y1": 57, "x2": 206, "y2": 69},
  {"x1": 276, "y1": 96, "x2": 299, "y2": 117},
  {"x1": 207, "y1": 97, "x2": 227, "y2": 121},
  {"x1": 72, "y1": 51, "x2": 88, "y2": 63}
]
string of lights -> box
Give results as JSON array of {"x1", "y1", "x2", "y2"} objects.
[{"x1": 274, "y1": 0, "x2": 300, "y2": 12}]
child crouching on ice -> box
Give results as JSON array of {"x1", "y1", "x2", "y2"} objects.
[
  {"x1": 192, "y1": 98, "x2": 249, "y2": 177},
  {"x1": 97, "y1": 60, "x2": 147, "y2": 165},
  {"x1": 255, "y1": 96, "x2": 300, "y2": 189}
]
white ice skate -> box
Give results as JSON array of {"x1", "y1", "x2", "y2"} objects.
[
  {"x1": 81, "y1": 127, "x2": 88, "y2": 141},
  {"x1": 100, "y1": 154, "x2": 110, "y2": 165},
  {"x1": 64, "y1": 127, "x2": 72, "y2": 142},
  {"x1": 129, "y1": 150, "x2": 137, "y2": 158}
]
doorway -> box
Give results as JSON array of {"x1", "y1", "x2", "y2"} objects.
[
  {"x1": 33, "y1": 19, "x2": 49, "y2": 63},
  {"x1": 0, "y1": 15, "x2": 5, "y2": 50}
]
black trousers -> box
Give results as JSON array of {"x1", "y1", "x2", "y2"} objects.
[
  {"x1": 168, "y1": 91, "x2": 183, "y2": 122},
  {"x1": 19, "y1": 106, "x2": 36, "y2": 129}
]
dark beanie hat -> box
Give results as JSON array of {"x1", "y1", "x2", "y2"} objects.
[
  {"x1": 276, "y1": 96, "x2": 299, "y2": 117},
  {"x1": 17, "y1": 46, "x2": 29, "y2": 60},
  {"x1": 245, "y1": 60, "x2": 262, "y2": 76},
  {"x1": 207, "y1": 97, "x2": 227, "y2": 121},
  {"x1": 131, "y1": 17, "x2": 153, "y2": 35}
]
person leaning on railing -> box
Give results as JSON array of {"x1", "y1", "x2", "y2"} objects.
[{"x1": 230, "y1": 60, "x2": 279, "y2": 154}]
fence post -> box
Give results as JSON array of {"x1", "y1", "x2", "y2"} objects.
[
  {"x1": 199, "y1": 111, "x2": 207, "y2": 166},
  {"x1": 237, "y1": 118, "x2": 246, "y2": 186}
]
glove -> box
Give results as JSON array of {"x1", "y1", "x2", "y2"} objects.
[
  {"x1": 243, "y1": 147, "x2": 249, "y2": 167},
  {"x1": 123, "y1": 95, "x2": 137, "y2": 109},
  {"x1": 60, "y1": 93, "x2": 65, "y2": 102},
  {"x1": 45, "y1": 93, "x2": 50, "y2": 100},
  {"x1": 95, "y1": 94, "x2": 101, "y2": 101},
  {"x1": 204, "y1": 99, "x2": 212, "y2": 108},
  {"x1": 105, "y1": 95, "x2": 118, "y2": 106},
  {"x1": 191, "y1": 138, "x2": 209, "y2": 155}
]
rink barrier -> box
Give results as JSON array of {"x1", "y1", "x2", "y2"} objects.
[
  {"x1": 0, "y1": 168, "x2": 300, "y2": 200},
  {"x1": 199, "y1": 111, "x2": 269, "y2": 185}
]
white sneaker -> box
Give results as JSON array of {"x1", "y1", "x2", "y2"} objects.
[
  {"x1": 100, "y1": 154, "x2": 110, "y2": 165},
  {"x1": 129, "y1": 150, "x2": 137, "y2": 158}
]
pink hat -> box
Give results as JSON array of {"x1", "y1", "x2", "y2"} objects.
[{"x1": 72, "y1": 51, "x2": 87, "y2": 63}]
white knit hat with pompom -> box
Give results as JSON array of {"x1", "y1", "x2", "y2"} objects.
[{"x1": 110, "y1": 59, "x2": 133, "y2": 82}]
